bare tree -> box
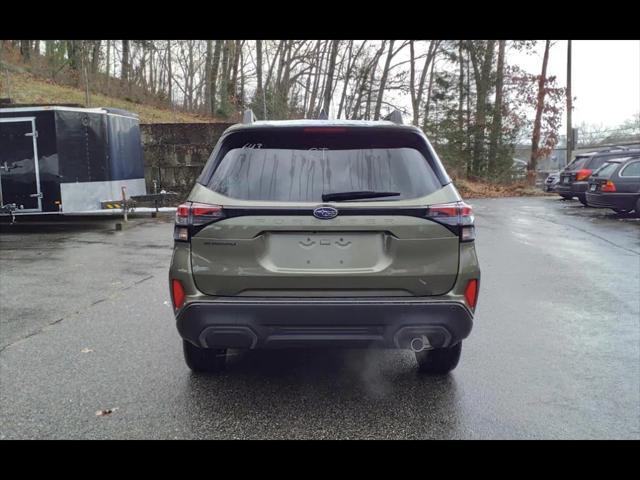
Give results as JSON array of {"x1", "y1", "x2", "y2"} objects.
[{"x1": 529, "y1": 40, "x2": 551, "y2": 176}]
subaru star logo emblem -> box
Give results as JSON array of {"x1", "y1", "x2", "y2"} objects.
[{"x1": 313, "y1": 206, "x2": 338, "y2": 220}]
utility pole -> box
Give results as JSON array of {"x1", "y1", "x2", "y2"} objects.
[{"x1": 566, "y1": 40, "x2": 572, "y2": 167}]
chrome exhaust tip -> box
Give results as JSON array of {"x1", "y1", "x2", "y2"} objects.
[{"x1": 409, "y1": 335, "x2": 432, "y2": 352}]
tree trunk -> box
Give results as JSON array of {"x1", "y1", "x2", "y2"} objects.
[
  {"x1": 255, "y1": 40, "x2": 264, "y2": 117},
  {"x1": 458, "y1": 41, "x2": 465, "y2": 142},
  {"x1": 219, "y1": 40, "x2": 231, "y2": 115},
  {"x1": 321, "y1": 40, "x2": 339, "y2": 116},
  {"x1": 20, "y1": 40, "x2": 31, "y2": 61},
  {"x1": 231, "y1": 40, "x2": 242, "y2": 107},
  {"x1": 373, "y1": 40, "x2": 395, "y2": 120},
  {"x1": 204, "y1": 40, "x2": 213, "y2": 114},
  {"x1": 468, "y1": 40, "x2": 496, "y2": 177},
  {"x1": 529, "y1": 40, "x2": 551, "y2": 178},
  {"x1": 488, "y1": 39, "x2": 506, "y2": 176},
  {"x1": 121, "y1": 40, "x2": 130, "y2": 82},
  {"x1": 338, "y1": 41, "x2": 363, "y2": 119},
  {"x1": 307, "y1": 41, "x2": 327, "y2": 118},
  {"x1": 67, "y1": 40, "x2": 79, "y2": 70},
  {"x1": 106, "y1": 40, "x2": 111, "y2": 89},
  {"x1": 91, "y1": 40, "x2": 101, "y2": 75},
  {"x1": 410, "y1": 40, "x2": 437, "y2": 126},
  {"x1": 167, "y1": 40, "x2": 173, "y2": 105},
  {"x1": 209, "y1": 40, "x2": 222, "y2": 116},
  {"x1": 422, "y1": 58, "x2": 436, "y2": 131}
]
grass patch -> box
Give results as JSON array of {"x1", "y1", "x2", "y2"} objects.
[{"x1": 1, "y1": 68, "x2": 211, "y2": 124}]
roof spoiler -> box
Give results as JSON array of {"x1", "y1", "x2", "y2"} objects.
[
  {"x1": 242, "y1": 109, "x2": 257, "y2": 124},
  {"x1": 383, "y1": 109, "x2": 403, "y2": 125}
]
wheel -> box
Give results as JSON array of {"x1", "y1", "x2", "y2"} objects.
[
  {"x1": 612, "y1": 208, "x2": 629, "y2": 214},
  {"x1": 560, "y1": 194, "x2": 573, "y2": 200},
  {"x1": 415, "y1": 342, "x2": 462, "y2": 374},
  {"x1": 183, "y1": 340, "x2": 227, "y2": 373},
  {"x1": 578, "y1": 196, "x2": 589, "y2": 206}
]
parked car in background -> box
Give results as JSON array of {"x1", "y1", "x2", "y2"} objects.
[
  {"x1": 511, "y1": 158, "x2": 527, "y2": 181},
  {"x1": 585, "y1": 155, "x2": 640, "y2": 215},
  {"x1": 544, "y1": 171, "x2": 561, "y2": 192},
  {"x1": 556, "y1": 147, "x2": 640, "y2": 205}
]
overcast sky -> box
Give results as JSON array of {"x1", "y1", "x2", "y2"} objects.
[{"x1": 508, "y1": 40, "x2": 640, "y2": 131}]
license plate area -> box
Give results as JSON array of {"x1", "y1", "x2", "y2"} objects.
[
  {"x1": 589, "y1": 183, "x2": 597, "y2": 192},
  {"x1": 260, "y1": 232, "x2": 390, "y2": 272}
]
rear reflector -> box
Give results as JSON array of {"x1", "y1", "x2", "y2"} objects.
[
  {"x1": 464, "y1": 279, "x2": 478, "y2": 308},
  {"x1": 461, "y1": 225, "x2": 475, "y2": 242},
  {"x1": 601, "y1": 180, "x2": 616, "y2": 192},
  {"x1": 175, "y1": 227, "x2": 189, "y2": 242},
  {"x1": 171, "y1": 279, "x2": 186, "y2": 310}
]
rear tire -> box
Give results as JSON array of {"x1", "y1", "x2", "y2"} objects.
[
  {"x1": 578, "y1": 196, "x2": 589, "y2": 206},
  {"x1": 560, "y1": 194, "x2": 573, "y2": 200},
  {"x1": 415, "y1": 342, "x2": 462, "y2": 375},
  {"x1": 612, "y1": 208, "x2": 629, "y2": 214},
  {"x1": 183, "y1": 340, "x2": 227, "y2": 373}
]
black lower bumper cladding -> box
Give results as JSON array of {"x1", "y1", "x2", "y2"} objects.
[
  {"x1": 585, "y1": 192, "x2": 639, "y2": 210},
  {"x1": 176, "y1": 298, "x2": 474, "y2": 350}
]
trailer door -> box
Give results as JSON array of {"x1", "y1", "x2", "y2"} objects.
[{"x1": 0, "y1": 117, "x2": 42, "y2": 212}]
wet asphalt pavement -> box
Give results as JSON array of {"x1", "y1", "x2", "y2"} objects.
[{"x1": 0, "y1": 197, "x2": 638, "y2": 439}]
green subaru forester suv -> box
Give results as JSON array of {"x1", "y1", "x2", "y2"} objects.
[{"x1": 169, "y1": 111, "x2": 480, "y2": 374}]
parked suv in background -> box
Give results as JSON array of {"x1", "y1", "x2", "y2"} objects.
[
  {"x1": 557, "y1": 147, "x2": 640, "y2": 205},
  {"x1": 169, "y1": 111, "x2": 481, "y2": 375},
  {"x1": 585, "y1": 155, "x2": 640, "y2": 215}
]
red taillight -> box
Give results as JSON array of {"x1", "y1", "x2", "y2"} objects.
[
  {"x1": 175, "y1": 202, "x2": 225, "y2": 234},
  {"x1": 175, "y1": 202, "x2": 225, "y2": 242},
  {"x1": 576, "y1": 169, "x2": 592, "y2": 181},
  {"x1": 191, "y1": 204, "x2": 224, "y2": 217},
  {"x1": 464, "y1": 279, "x2": 478, "y2": 308},
  {"x1": 601, "y1": 180, "x2": 616, "y2": 192},
  {"x1": 171, "y1": 279, "x2": 185, "y2": 310},
  {"x1": 427, "y1": 201, "x2": 473, "y2": 218}
]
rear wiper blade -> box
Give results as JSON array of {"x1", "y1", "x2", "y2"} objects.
[{"x1": 321, "y1": 190, "x2": 401, "y2": 202}]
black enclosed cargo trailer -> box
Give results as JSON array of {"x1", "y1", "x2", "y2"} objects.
[{"x1": 0, "y1": 106, "x2": 147, "y2": 216}]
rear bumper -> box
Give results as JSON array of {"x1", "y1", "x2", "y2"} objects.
[
  {"x1": 556, "y1": 181, "x2": 589, "y2": 197},
  {"x1": 176, "y1": 297, "x2": 474, "y2": 350},
  {"x1": 585, "y1": 192, "x2": 639, "y2": 210}
]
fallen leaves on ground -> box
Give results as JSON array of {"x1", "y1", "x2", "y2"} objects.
[
  {"x1": 96, "y1": 408, "x2": 118, "y2": 417},
  {"x1": 454, "y1": 179, "x2": 551, "y2": 199}
]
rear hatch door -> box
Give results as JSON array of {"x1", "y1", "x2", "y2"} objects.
[{"x1": 189, "y1": 126, "x2": 462, "y2": 297}]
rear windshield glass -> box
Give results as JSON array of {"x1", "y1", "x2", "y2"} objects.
[
  {"x1": 202, "y1": 128, "x2": 443, "y2": 202},
  {"x1": 566, "y1": 156, "x2": 589, "y2": 170}
]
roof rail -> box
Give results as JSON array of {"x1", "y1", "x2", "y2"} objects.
[
  {"x1": 383, "y1": 109, "x2": 403, "y2": 125},
  {"x1": 242, "y1": 109, "x2": 257, "y2": 124},
  {"x1": 318, "y1": 109, "x2": 328, "y2": 120}
]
